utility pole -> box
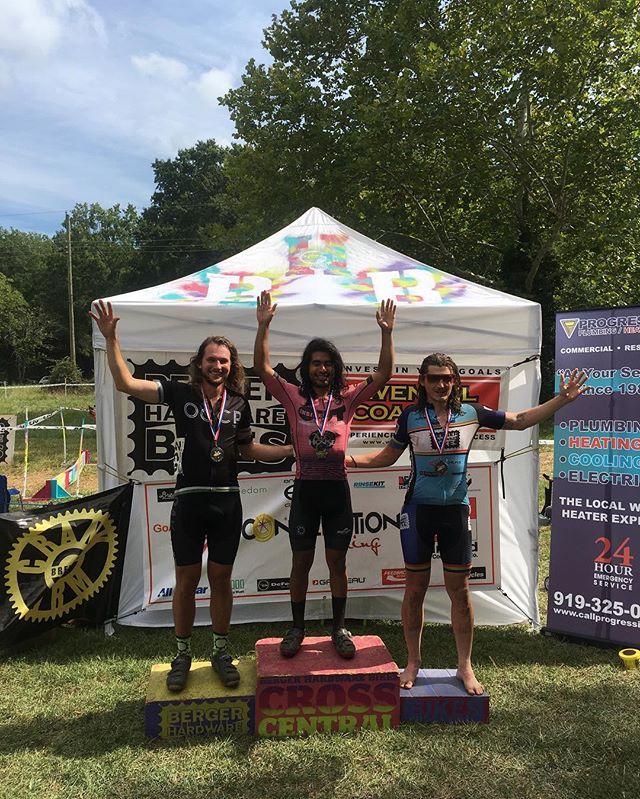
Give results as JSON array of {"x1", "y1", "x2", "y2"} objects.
[{"x1": 66, "y1": 212, "x2": 76, "y2": 365}]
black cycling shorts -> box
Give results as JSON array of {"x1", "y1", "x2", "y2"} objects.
[
  {"x1": 170, "y1": 492, "x2": 242, "y2": 567},
  {"x1": 400, "y1": 503, "x2": 472, "y2": 571},
  {"x1": 288, "y1": 479, "x2": 353, "y2": 552}
]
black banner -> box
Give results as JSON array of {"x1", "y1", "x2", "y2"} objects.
[
  {"x1": 0, "y1": 483, "x2": 133, "y2": 646},
  {"x1": 0, "y1": 416, "x2": 13, "y2": 465}
]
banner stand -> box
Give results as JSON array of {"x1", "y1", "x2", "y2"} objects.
[{"x1": 546, "y1": 306, "x2": 640, "y2": 648}]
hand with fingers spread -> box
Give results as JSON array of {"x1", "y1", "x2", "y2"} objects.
[
  {"x1": 559, "y1": 369, "x2": 588, "y2": 403},
  {"x1": 256, "y1": 290, "x2": 277, "y2": 327},
  {"x1": 89, "y1": 300, "x2": 120, "y2": 341},
  {"x1": 376, "y1": 299, "x2": 396, "y2": 332}
]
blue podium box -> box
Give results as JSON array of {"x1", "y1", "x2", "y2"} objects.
[{"x1": 400, "y1": 668, "x2": 489, "y2": 724}]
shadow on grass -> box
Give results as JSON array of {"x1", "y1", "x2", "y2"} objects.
[
  {"x1": 1, "y1": 699, "x2": 147, "y2": 756},
  {"x1": 0, "y1": 698, "x2": 261, "y2": 758},
  {"x1": 2, "y1": 667, "x2": 638, "y2": 799},
  {"x1": 5, "y1": 677, "x2": 637, "y2": 799}
]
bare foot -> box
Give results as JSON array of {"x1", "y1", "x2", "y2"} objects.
[
  {"x1": 399, "y1": 662, "x2": 421, "y2": 689},
  {"x1": 456, "y1": 666, "x2": 484, "y2": 695}
]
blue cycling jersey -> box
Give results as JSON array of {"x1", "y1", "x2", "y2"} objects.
[{"x1": 390, "y1": 403, "x2": 505, "y2": 505}]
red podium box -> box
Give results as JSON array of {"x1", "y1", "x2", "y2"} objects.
[
  {"x1": 400, "y1": 668, "x2": 489, "y2": 724},
  {"x1": 255, "y1": 635, "x2": 400, "y2": 737}
]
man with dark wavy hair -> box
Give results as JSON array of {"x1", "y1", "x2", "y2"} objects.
[
  {"x1": 350, "y1": 352, "x2": 586, "y2": 694},
  {"x1": 254, "y1": 291, "x2": 396, "y2": 659},
  {"x1": 90, "y1": 300, "x2": 292, "y2": 692}
]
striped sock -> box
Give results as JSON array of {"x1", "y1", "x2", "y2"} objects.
[
  {"x1": 213, "y1": 631, "x2": 228, "y2": 653},
  {"x1": 176, "y1": 635, "x2": 191, "y2": 656}
]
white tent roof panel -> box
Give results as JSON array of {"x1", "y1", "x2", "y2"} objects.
[{"x1": 95, "y1": 207, "x2": 540, "y2": 359}]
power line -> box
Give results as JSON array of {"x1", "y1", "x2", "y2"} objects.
[
  {"x1": 0, "y1": 209, "x2": 67, "y2": 217},
  {"x1": 0, "y1": 199, "x2": 232, "y2": 218}
]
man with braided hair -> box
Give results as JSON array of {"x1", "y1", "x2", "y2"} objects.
[
  {"x1": 91, "y1": 300, "x2": 292, "y2": 692},
  {"x1": 350, "y1": 353, "x2": 587, "y2": 694},
  {"x1": 254, "y1": 291, "x2": 396, "y2": 659}
]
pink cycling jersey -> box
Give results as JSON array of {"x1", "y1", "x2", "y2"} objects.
[{"x1": 262, "y1": 371, "x2": 378, "y2": 479}]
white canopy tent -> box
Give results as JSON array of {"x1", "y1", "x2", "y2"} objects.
[{"x1": 93, "y1": 207, "x2": 542, "y2": 628}]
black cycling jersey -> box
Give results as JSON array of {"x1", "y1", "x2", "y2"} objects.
[{"x1": 157, "y1": 379, "x2": 253, "y2": 489}]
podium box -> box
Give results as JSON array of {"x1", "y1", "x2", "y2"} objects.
[
  {"x1": 255, "y1": 635, "x2": 400, "y2": 737},
  {"x1": 400, "y1": 668, "x2": 489, "y2": 724},
  {"x1": 145, "y1": 660, "x2": 256, "y2": 738}
]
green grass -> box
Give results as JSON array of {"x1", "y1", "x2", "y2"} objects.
[
  {"x1": 1, "y1": 615, "x2": 638, "y2": 799},
  {"x1": 0, "y1": 387, "x2": 98, "y2": 497},
  {"x1": 1, "y1": 525, "x2": 638, "y2": 799},
  {"x1": 0, "y1": 385, "x2": 95, "y2": 416},
  {"x1": 2, "y1": 390, "x2": 639, "y2": 799}
]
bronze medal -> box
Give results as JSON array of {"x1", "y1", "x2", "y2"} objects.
[
  {"x1": 210, "y1": 446, "x2": 224, "y2": 463},
  {"x1": 202, "y1": 388, "x2": 227, "y2": 465}
]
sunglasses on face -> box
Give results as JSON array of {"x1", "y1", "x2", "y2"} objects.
[{"x1": 423, "y1": 374, "x2": 455, "y2": 385}]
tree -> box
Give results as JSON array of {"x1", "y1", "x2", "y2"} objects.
[
  {"x1": 46, "y1": 203, "x2": 140, "y2": 365},
  {"x1": 0, "y1": 229, "x2": 55, "y2": 299},
  {"x1": 222, "y1": 0, "x2": 640, "y2": 315},
  {"x1": 0, "y1": 273, "x2": 50, "y2": 382},
  {"x1": 134, "y1": 140, "x2": 235, "y2": 285}
]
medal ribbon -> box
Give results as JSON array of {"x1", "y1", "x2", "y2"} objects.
[
  {"x1": 202, "y1": 388, "x2": 227, "y2": 447},
  {"x1": 425, "y1": 406, "x2": 451, "y2": 456},
  {"x1": 311, "y1": 394, "x2": 333, "y2": 439}
]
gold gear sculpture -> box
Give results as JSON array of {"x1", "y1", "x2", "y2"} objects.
[{"x1": 4, "y1": 508, "x2": 118, "y2": 622}]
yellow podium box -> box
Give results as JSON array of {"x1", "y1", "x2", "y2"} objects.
[{"x1": 145, "y1": 660, "x2": 256, "y2": 738}]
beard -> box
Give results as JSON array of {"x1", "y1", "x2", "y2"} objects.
[{"x1": 202, "y1": 371, "x2": 226, "y2": 388}]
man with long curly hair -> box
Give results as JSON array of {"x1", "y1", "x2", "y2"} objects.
[
  {"x1": 90, "y1": 300, "x2": 292, "y2": 692},
  {"x1": 253, "y1": 291, "x2": 396, "y2": 659},
  {"x1": 350, "y1": 353, "x2": 586, "y2": 694}
]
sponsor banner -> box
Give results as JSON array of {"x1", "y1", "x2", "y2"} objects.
[
  {"x1": 0, "y1": 416, "x2": 16, "y2": 466},
  {"x1": 125, "y1": 360, "x2": 509, "y2": 478},
  {"x1": 142, "y1": 465, "x2": 498, "y2": 608},
  {"x1": 0, "y1": 483, "x2": 133, "y2": 645},
  {"x1": 547, "y1": 308, "x2": 640, "y2": 646}
]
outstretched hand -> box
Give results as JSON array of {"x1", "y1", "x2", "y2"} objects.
[
  {"x1": 559, "y1": 369, "x2": 588, "y2": 402},
  {"x1": 376, "y1": 299, "x2": 396, "y2": 332},
  {"x1": 89, "y1": 300, "x2": 120, "y2": 340},
  {"x1": 256, "y1": 290, "x2": 277, "y2": 326}
]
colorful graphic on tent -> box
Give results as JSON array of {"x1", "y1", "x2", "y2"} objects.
[{"x1": 155, "y1": 231, "x2": 469, "y2": 305}]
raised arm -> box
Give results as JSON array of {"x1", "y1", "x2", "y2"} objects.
[
  {"x1": 254, "y1": 290, "x2": 277, "y2": 378},
  {"x1": 89, "y1": 300, "x2": 159, "y2": 403},
  {"x1": 348, "y1": 443, "x2": 404, "y2": 469},
  {"x1": 372, "y1": 299, "x2": 396, "y2": 387},
  {"x1": 503, "y1": 369, "x2": 588, "y2": 431}
]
